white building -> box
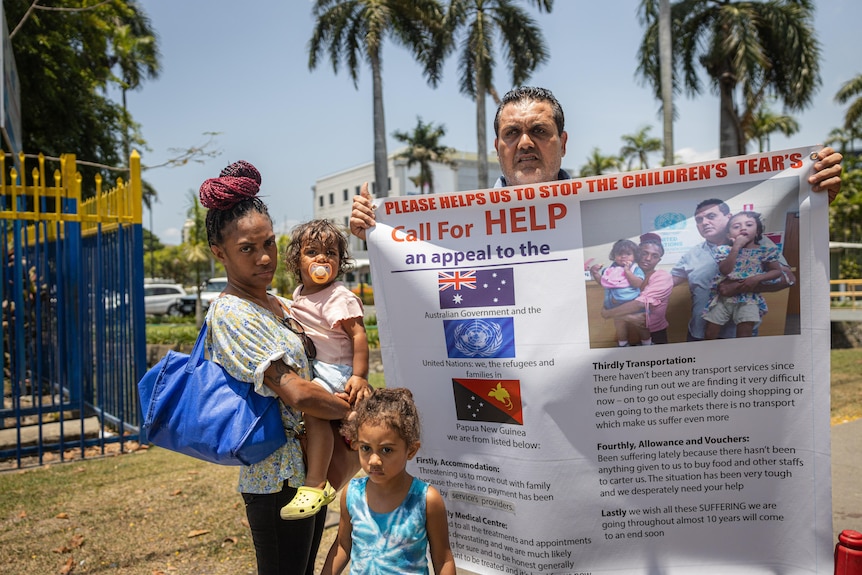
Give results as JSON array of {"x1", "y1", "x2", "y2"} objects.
[
  {"x1": 313, "y1": 149, "x2": 499, "y2": 228},
  {"x1": 312, "y1": 149, "x2": 501, "y2": 282}
]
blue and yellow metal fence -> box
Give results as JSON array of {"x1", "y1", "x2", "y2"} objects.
[{"x1": 1, "y1": 152, "x2": 145, "y2": 468}]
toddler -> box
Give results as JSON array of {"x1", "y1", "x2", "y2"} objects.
[
  {"x1": 703, "y1": 211, "x2": 782, "y2": 339},
  {"x1": 589, "y1": 238, "x2": 650, "y2": 346},
  {"x1": 279, "y1": 219, "x2": 370, "y2": 520}
]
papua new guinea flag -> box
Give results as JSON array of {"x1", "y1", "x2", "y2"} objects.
[
  {"x1": 452, "y1": 378, "x2": 523, "y2": 425},
  {"x1": 443, "y1": 317, "x2": 515, "y2": 358},
  {"x1": 438, "y1": 268, "x2": 515, "y2": 309}
]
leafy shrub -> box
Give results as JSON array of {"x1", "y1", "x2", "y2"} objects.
[
  {"x1": 146, "y1": 323, "x2": 199, "y2": 346},
  {"x1": 366, "y1": 325, "x2": 379, "y2": 349},
  {"x1": 351, "y1": 283, "x2": 374, "y2": 305}
]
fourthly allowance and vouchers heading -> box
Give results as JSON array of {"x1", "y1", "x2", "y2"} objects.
[{"x1": 366, "y1": 146, "x2": 832, "y2": 575}]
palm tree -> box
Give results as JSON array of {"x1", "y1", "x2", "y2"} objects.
[
  {"x1": 746, "y1": 104, "x2": 799, "y2": 153},
  {"x1": 658, "y1": 0, "x2": 673, "y2": 165},
  {"x1": 637, "y1": 0, "x2": 821, "y2": 158},
  {"x1": 142, "y1": 180, "x2": 159, "y2": 278},
  {"x1": 185, "y1": 192, "x2": 211, "y2": 327},
  {"x1": 106, "y1": 4, "x2": 161, "y2": 162},
  {"x1": 641, "y1": 0, "x2": 675, "y2": 165},
  {"x1": 308, "y1": 0, "x2": 445, "y2": 199},
  {"x1": 579, "y1": 148, "x2": 620, "y2": 177},
  {"x1": 393, "y1": 117, "x2": 456, "y2": 194},
  {"x1": 619, "y1": 126, "x2": 662, "y2": 170},
  {"x1": 440, "y1": 0, "x2": 553, "y2": 186},
  {"x1": 836, "y1": 74, "x2": 862, "y2": 132},
  {"x1": 826, "y1": 126, "x2": 861, "y2": 158}
]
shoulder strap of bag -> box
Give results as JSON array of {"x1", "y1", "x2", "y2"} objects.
[
  {"x1": 185, "y1": 323, "x2": 209, "y2": 374},
  {"x1": 194, "y1": 298, "x2": 285, "y2": 378},
  {"x1": 275, "y1": 298, "x2": 290, "y2": 320}
]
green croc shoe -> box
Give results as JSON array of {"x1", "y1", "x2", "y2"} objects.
[{"x1": 279, "y1": 481, "x2": 336, "y2": 520}]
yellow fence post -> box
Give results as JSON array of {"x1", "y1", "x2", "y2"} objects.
[{"x1": 130, "y1": 150, "x2": 142, "y2": 224}]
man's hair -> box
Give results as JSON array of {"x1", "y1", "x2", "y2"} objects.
[
  {"x1": 694, "y1": 198, "x2": 730, "y2": 216},
  {"x1": 493, "y1": 86, "x2": 565, "y2": 137},
  {"x1": 639, "y1": 232, "x2": 665, "y2": 257}
]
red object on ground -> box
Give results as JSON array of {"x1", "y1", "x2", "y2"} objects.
[{"x1": 836, "y1": 530, "x2": 862, "y2": 574}]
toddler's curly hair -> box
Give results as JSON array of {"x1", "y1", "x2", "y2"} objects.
[
  {"x1": 284, "y1": 219, "x2": 353, "y2": 282},
  {"x1": 609, "y1": 238, "x2": 640, "y2": 261},
  {"x1": 342, "y1": 388, "x2": 421, "y2": 447}
]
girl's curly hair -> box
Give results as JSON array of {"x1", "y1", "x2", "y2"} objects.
[
  {"x1": 342, "y1": 388, "x2": 421, "y2": 447},
  {"x1": 284, "y1": 219, "x2": 353, "y2": 282}
]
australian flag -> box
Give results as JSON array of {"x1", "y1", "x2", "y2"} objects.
[
  {"x1": 438, "y1": 268, "x2": 515, "y2": 309},
  {"x1": 443, "y1": 317, "x2": 515, "y2": 358},
  {"x1": 452, "y1": 378, "x2": 523, "y2": 425}
]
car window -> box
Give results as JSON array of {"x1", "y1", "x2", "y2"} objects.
[{"x1": 145, "y1": 285, "x2": 183, "y2": 296}]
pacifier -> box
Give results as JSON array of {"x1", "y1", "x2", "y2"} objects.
[{"x1": 308, "y1": 262, "x2": 333, "y2": 284}]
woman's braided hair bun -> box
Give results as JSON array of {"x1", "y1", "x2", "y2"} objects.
[{"x1": 199, "y1": 160, "x2": 262, "y2": 210}]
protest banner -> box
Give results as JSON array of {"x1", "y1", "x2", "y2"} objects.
[{"x1": 366, "y1": 145, "x2": 831, "y2": 574}]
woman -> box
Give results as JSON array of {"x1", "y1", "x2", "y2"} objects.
[
  {"x1": 200, "y1": 160, "x2": 366, "y2": 575},
  {"x1": 600, "y1": 232, "x2": 673, "y2": 344}
]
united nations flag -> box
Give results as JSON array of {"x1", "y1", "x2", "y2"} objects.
[{"x1": 443, "y1": 317, "x2": 516, "y2": 358}]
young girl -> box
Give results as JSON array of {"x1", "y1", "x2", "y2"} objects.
[
  {"x1": 279, "y1": 219, "x2": 370, "y2": 520},
  {"x1": 321, "y1": 388, "x2": 456, "y2": 575},
  {"x1": 703, "y1": 211, "x2": 783, "y2": 339},
  {"x1": 589, "y1": 238, "x2": 650, "y2": 346}
]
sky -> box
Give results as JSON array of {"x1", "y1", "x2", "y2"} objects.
[{"x1": 129, "y1": 0, "x2": 861, "y2": 245}]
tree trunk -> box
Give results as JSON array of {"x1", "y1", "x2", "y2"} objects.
[
  {"x1": 370, "y1": 50, "x2": 389, "y2": 198},
  {"x1": 659, "y1": 0, "x2": 673, "y2": 166},
  {"x1": 122, "y1": 86, "x2": 131, "y2": 163},
  {"x1": 719, "y1": 71, "x2": 743, "y2": 158},
  {"x1": 424, "y1": 163, "x2": 434, "y2": 195},
  {"x1": 476, "y1": 74, "x2": 488, "y2": 188}
]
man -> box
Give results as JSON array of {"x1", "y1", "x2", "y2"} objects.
[
  {"x1": 351, "y1": 86, "x2": 570, "y2": 238},
  {"x1": 350, "y1": 86, "x2": 844, "y2": 239},
  {"x1": 491, "y1": 86, "x2": 570, "y2": 187},
  {"x1": 671, "y1": 199, "x2": 794, "y2": 341}
]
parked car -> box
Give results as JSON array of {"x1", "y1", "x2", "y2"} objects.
[
  {"x1": 177, "y1": 277, "x2": 278, "y2": 316},
  {"x1": 178, "y1": 277, "x2": 229, "y2": 316},
  {"x1": 144, "y1": 283, "x2": 187, "y2": 316}
]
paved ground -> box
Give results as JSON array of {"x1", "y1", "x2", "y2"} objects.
[
  {"x1": 831, "y1": 309, "x2": 862, "y2": 322},
  {"x1": 832, "y1": 418, "x2": 862, "y2": 543}
]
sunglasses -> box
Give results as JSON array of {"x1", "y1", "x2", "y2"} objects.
[{"x1": 281, "y1": 315, "x2": 317, "y2": 360}]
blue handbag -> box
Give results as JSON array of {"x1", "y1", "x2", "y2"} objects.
[{"x1": 138, "y1": 323, "x2": 287, "y2": 465}]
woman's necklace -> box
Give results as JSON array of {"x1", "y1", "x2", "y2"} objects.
[{"x1": 226, "y1": 281, "x2": 280, "y2": 318}]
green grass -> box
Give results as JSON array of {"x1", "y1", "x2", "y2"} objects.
[
  {"x1": 830, "y1": 348, "x2": 862, "y2": 424},
  {"x1": 0, "y1": 448, "x2": 253, "y2": 575},
  {"x1": 369, "y1": 372, "x2": 385, "y2": 389}
]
